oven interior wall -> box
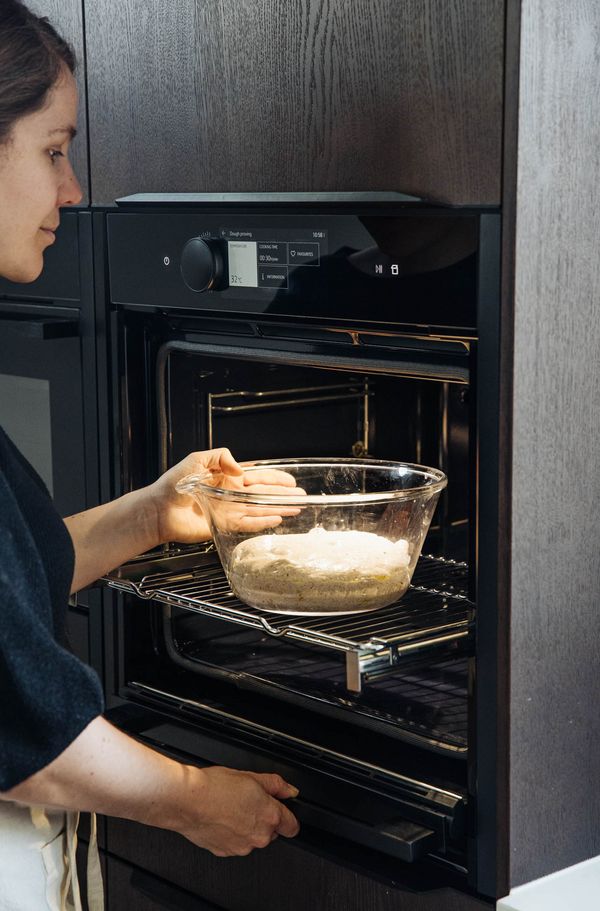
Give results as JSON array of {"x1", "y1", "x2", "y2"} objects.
[{"x1": 166, "y1": 351, "x2": 470, "y2": 560}]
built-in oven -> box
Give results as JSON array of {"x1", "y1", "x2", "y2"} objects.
[
  {"x1": 0, "y1": 210, "x2": 103, "y2": 670},
  {"x1": 97, "y1": 194, "x2": 501, "y2": 902}
]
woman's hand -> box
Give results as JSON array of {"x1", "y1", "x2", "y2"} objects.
[
  {"x1": 177, "y1": 765, "x2": 300, "y2": 856},
  {"x1": 65, "y1": 447, "x2": 303, "y2": 592},
  {"x1": 148, "y1": 448, "x2": 303, "y2": 545},
  {"x1": 4, "y1": 716, "x2": 300, "y2": 859}
]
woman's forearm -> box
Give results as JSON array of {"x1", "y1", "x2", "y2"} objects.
[
  {"x1": 1, "y1": 716, "x2": 300, "y2": 855},
  {"x1": 64, "y1": 488, "x2": 160, "y2": 593},
  {"x1": 2, "y1": 716, "x2": 189, "y2": 830}
]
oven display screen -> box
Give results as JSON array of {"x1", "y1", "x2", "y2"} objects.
[
  {"x1": 226, "y1": 229, "x2": 323, "y2": 291},
  {"x1": 227, "y1": 241, "x2": 258, "y2": 288}
]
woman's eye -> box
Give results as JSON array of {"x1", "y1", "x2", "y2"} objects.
[{"x1": 48, "y1": 149, "x2": 64, "y2": 165}]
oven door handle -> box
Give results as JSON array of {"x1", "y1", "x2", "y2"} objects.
[
  {"x1": 0, "y1": 313, "x2": 79, "y2": 339},
  {"x1": 105, "y1": 703, "x2": 441, "y2": 864},
  {"x1": 287, "y1": 797, "x2": 438, "y2": 863}
]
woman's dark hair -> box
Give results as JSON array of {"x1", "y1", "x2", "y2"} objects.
[{"x1": 0, "y1": 0, "x2": 75, "y2": 144}]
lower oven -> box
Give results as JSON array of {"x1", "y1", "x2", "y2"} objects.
[{"x1": 98, "y1": 195, "x2": 502, "y2": 901}]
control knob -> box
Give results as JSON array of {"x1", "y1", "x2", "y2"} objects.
[{"x1": 180, "y1": 237, "x2": 225, "y2": 292}]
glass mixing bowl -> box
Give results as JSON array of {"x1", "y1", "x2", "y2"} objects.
[{"x1": 176, "y1": 458, "x2": 447, "y2": 615}]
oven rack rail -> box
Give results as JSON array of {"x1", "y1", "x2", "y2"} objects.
[{"x1": 104, "y1": 547, "x2": 473, "y2": 693}]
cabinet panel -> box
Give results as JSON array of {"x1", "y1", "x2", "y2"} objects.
[
  {"x1": 107, "y1": 856, "x2": 222, "y2": 911},
  {"x1": 106, "y1": 818, "x2": 492, "y2": 911},
  {"x1": 509, "y1": 0, "x2": 600, "y2": 887},
  {"x1": 27, "y1": 0, "x2": 89, "y2": 202},
  {"x1": 85, "y1": 0, "x2": 503, "y2": 205}
]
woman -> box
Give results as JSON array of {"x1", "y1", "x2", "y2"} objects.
[{"x1": 0, "y1": 3, "x2": 299, "y2": 908}]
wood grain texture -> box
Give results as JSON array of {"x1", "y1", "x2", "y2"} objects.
[
  {"x1": 84, "y1": 0, "x2": 503, "y2": 204},
  {"x1": 27, "y1": 0, "x2": 89, "y2": 202},
  {"x1": 106, "y1": 818, "x2": 492, "y2": 911},
  {"x1": 107, "y1": 857, "x2": 194, "y2": 911},
  {"x1": 509, "y1": 0, "x2": 600, "y2": 887}
]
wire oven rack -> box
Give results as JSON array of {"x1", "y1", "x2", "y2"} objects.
[{"x1": 105, "y1": 545, "x2": 473, "y2": 693}]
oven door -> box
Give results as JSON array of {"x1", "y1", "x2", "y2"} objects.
[
  {"x1": 0, "y1": 211, "x2": 95, "y2": 518},
  {"x1": 0, "y1": 305, "x2": 87, "y2": 516},
  {"x1": 105, "y1": 673, "x2": 467, "y2": 868}
]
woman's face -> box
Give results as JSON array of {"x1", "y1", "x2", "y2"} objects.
[{"x1": 0, "y1": 68, "x2": 83, "y2": 283}]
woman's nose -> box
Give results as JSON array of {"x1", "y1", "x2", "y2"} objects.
[{"x1": 58, "y1": 164, "x2": 84, "y2": 207}]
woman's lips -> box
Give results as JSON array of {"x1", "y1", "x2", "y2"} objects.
[{"x1": 40, "y1": 227, "x2": 56, "y2": 242}]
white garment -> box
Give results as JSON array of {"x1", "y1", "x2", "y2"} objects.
[{"x1": 0, "y1": 802, "x2": 104, "y2": 911}]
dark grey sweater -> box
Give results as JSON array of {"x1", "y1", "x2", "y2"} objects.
[{"x1": 0, "y1": 426, "x2": 104, "y2": 790}]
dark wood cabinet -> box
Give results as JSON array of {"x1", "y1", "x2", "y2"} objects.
[
  {"x1": 105, "y1": 818, "x2": 492, "y2": 911},
  {"x1": 106, "y1": 855, "x2": 223, "y2": 911},
  {"x1": 84, "y1": 0, "x2": 504, "y2": 205},
  {"x1": 27, "y1": 0, "x2": 89, "y2": 202},
  {"x1": 505, "y1": 0, "x2": 600, "y2": 889}
]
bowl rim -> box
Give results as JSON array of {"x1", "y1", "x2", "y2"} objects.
[{"x1": 176, "y1": 457, "x2": 448, "y2": 506}]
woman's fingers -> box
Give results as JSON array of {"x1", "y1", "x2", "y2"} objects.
[
  {"x1": 242, "y1": 771, "x2": 299, "y2": 799},
  {"x1": 226, "y1": 501, "x2": 302, "y2": 516},
  {"x1": 218, "y1": 449, "x2": 245, "y2": 477},
  {"x1": 242, "y1": 483, "x2": 307, "y2": 498},
  {"x1": 235, "y1": 515, "x2": 284, "y2": 532},
  {"x1": 242, "y1": 469, "x2": 298, "y2": 487},
  {"x1": 239, "y1": 772, "x2": 300, "y2": 839},
  {"x1": 185, "y1": 766, "x2": 300, "y2": 856},
  {"x1": 276, "y1": 802, "x2": 301, "y2": 839},
  {"x1": 191, "y1": 447, "x2": 244, "y2": 478}
]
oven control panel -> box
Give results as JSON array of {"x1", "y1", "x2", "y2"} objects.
[
  {"x1": 107, "y1": 208, "x2": 491, "y2": 332},
  {"x1": 227, "y1": 234, "x2": 322, "y2": 291},
  {"x1": 180, "y1": 228, "x2": 325, "y2": 293},
  {"x1": 180, "y1": 237, "x2": 225, "y2": 292}
]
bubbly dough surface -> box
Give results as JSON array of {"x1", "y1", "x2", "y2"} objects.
[{"x1": 228, "y1": 527, "x2": 411, "y2": 614}]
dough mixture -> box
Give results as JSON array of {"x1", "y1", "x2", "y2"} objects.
[{"x1": 228, "y1": 526, "x2": 411, "y2": 614}]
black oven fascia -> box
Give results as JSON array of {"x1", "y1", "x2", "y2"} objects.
[
  {"x1": 96, "y1": 194, "x2": 502, "y2": 901},
  {"x1": 0, "y1": 210, "x2": 103, "y2": 669}
]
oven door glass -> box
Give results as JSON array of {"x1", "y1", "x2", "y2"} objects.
[{"x1": 0, "y1": 310, "x2": 86, "y2": 516}]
